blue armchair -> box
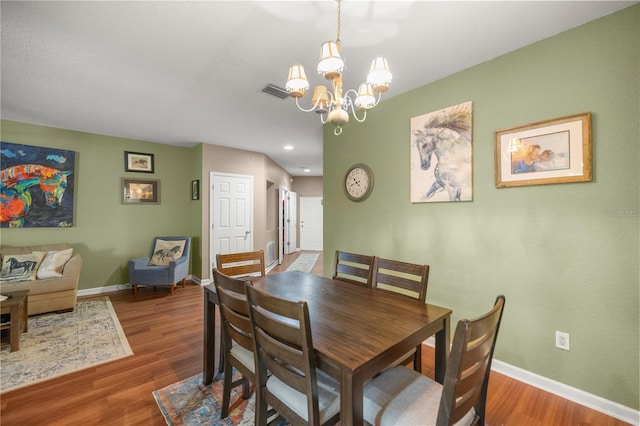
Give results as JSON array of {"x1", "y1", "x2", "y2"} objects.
[{"x1": 129, "y1": 236, "x2": 191, "y2": 295}]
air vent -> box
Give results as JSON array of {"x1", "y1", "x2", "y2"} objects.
[{"x1": 262, "y1": 84, "x2": 290, "y2": 99}]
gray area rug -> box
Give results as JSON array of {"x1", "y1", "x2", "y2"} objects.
[
  {"x1": 1, "y1": 296, "x2": 133, "y2": 393},
  {"x1": 285, "y1": 253, "x2": 320, "y2": 273}
]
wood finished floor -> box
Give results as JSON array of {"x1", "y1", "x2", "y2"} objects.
[{"x1": 0, "y1": 251, "x2": 630, "y2": 425}]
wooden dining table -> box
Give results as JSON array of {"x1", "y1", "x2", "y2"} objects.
[{"x1": 203, "y1": 270, "x2": 451, "y2": 426}]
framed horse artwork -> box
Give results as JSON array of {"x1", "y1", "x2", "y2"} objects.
[
  {"x1": 0, "y1": 142, "x2": 76, "y2": 228},
  {"x1": 410, "y1": 101, "x2": 473, "y2": 203}
]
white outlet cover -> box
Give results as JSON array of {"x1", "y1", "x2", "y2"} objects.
[{"x1": 555, "y1": 331, "x2": 570, "y2": 350}]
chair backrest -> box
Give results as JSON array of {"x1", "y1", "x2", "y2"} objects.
[
  {"x1": 246, "y1": 285, "x2": 323, "y2": 425},
  {"x1": 216, "y1": 250, "x2": 265, "y2": 279},
  {"x1": 371, "y1": 257, "x2": 429, "y2": 302},
  {"x1": 333, "y1": 250, "x2": 375, "y2": 287},
  {"x1": 212, "y1": 268, "x2": 254, "y2": 353},
  {"x1": 439, "y1": 295, "x2": 506, "y2": 425}
]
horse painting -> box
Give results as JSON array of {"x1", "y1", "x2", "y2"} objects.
[
  {"x1": 411, "y1": 102, "x2": 473, "y2": 202},
  {"x1": 1, "y1": 163, "x2": 72, "y2": 227}
]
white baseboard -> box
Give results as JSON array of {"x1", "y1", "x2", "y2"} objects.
[{"x1": 423, "y1": 338, "x2": 639, "y2": 425}]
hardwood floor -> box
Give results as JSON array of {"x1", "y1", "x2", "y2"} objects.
[{"x1": 0, "y1": 251, "x2": 629, "y2": 425}]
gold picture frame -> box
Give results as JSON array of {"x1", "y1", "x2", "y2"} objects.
[
  {"x1": 122, "y1": 178, "x2": 160, "y2": 204},
  {"x1": 495, "y1": 112, "x2": 592, "y2": 188}
]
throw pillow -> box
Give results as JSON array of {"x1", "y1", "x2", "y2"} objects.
[
  {"x1": 148, "y1": 239, "x2": 186, "y2": 266},
  {"x1": 0, "y1": 252, "x2": 46, "y2": 282},
  {"x1": 36, "y1": 248, "x2": 74, "y2": 279}
]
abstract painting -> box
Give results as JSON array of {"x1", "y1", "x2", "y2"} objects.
[
  {"x1": 410, "y1": 101, "x2": 473, "y2": 203},
  {"x1": 1, "y1": 142, "x2": 75, "y2": 227}
]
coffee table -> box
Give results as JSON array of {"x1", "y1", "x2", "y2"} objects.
[{"x1": 0, "y1": 290, "x2": 29, "y2": 352}]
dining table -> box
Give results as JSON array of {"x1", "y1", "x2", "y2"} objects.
[{"x1": 203, "y1": 270, "x2": 452, "y2": 426}]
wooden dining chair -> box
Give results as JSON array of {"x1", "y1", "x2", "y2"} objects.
[
  {"x1": 212, "y1": 268, "x2": 255, "y2": 418},
  {"x1": 333, "y1": 250, "x2": 375, "y2": 287},
  {"x1": 363, "y1": 295, "x2": 506, "y2": 426},
  {"x1": 245, "y1": 284, "x2": 341, "y2": 426},
  {"x1": 216, "y1": 250, "x2": 265, "y2": 279},
  {"x1": 371, "y1": 256, "x2": 430, "y2": 372}
]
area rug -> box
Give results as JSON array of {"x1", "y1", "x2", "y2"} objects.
[
  {"x1": 285, "y1": 253, "x2": 319, "y2": 273},
  {"x1": 153, "y1": 371, "x2": 257, "y2": 426},
  {"x1": 0, "y1": 296, "x2": 133, "y2": 393}
]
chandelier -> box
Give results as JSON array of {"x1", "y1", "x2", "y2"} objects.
[{"x1": 285, "y1": 0, "x2": 392, "y2": 135}]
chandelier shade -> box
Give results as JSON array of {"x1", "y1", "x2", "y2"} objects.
[
  {"x1": 285, "y1": 64, "x2": 309, "y2": 98},
  {"x1": 284, "y1": 0, "x2": 391, "y2": 135}
]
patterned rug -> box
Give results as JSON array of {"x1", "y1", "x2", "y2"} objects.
[
  {"x1": 153, "y1": 371, "x2": 259, "y2": 426},
  {"x1": 285, "y1": 253, "x2": 320, "y2": 273},
  {"x1": 0, "y1": 296, "x2": 133, "y2": 393}
]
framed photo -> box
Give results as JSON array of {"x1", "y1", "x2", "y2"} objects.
[
  {"x1": 124, "y1": 151, "x2": 154, "y2": 173},
  {"x1": 191, "y1": 180, "x2": 200, "y2": 200},
  {"x1": 122, "y1": 178, "x2": 160, "y2": 204},
  {"x1": 495, "y1": 112, "x2": 591, "y2": 188}
]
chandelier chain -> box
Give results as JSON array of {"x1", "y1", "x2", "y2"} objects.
[{"x1": 336, "y1": 0, "x2": 341, "y2": 48}]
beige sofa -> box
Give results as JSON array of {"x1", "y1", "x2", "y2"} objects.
[{"x1": 0, "y1": 243, "x2": 82, "y2": 315}]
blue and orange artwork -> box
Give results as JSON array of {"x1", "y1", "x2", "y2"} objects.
[{"x1": 1, "y1": 142, "x2": 75, "y2": 228}]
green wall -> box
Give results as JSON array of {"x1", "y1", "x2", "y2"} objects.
[
  {"x1": 0, "y1": 121, "x2": 200, "y2": 289},
  {"x1": 323, "y1": 6, "x2": 639, "y2": 410}
]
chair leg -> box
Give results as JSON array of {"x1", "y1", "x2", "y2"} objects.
[
  {"x1": 132, "y1": 284, "x2": 138, "y2": 296},
  {"x1": 221, "y1": 355, "x2": 232, "y2": 418},
  {"x1": 254, "y1": 385, "x2": 268, "y2": 426},
  {"x1": 179, "y1": 278, "x2": 186, "y2": 288},
  {"x1": 169, "y1": 285, "x2": 175, "y2": 295}
]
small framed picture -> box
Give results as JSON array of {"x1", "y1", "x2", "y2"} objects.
[
  {"x1": 124, "y1": 151, "x2": 154, "y2": 173},
  {"x1": 495, "y1": 112, "x2": 592, "y2": 188},
  {"x1": 122, "y1": 178, "x2": 160, "y2": 204},
  {"x1": 192, "y1": 180, "x2": 200, "y2": 200}
]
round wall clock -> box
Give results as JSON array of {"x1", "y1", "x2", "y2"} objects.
[{"x1": 344, "y1": 163, "x2": 374, "y2": 202}]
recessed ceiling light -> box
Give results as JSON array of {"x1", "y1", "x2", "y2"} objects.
[
  {"x1": 284, "y1": 145, "x2": 294, "y2": 150},
  {"x1": 300, "y1": 167, "x2": 311, "y2": 173}
]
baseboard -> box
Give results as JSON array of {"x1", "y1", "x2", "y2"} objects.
[
  {"x1": 423, "y1": 338, "x2": 639, "y2": 425},
  {"x1": 77, "y1": 284, "x2": 131, "y2": 296},
  {"x1": 77, "y1": 275, "x2": 208, "y2": 296}
]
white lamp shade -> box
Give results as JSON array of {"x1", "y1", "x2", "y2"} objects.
[
  {"x1": 317, "y1": 41, "x2": 344, "y2": 79},
  {"x1": 355, "y1": 83, "x2": 376, "y2": 110},
  {"x1": 311, "y1": 85, "x2": 330, "y2": 112},
  {"x1": 286, "y1": 64, "x2": 310, "y2": 97},
  {"x1": 367, "y1": 56, "x2": 392, "y2": 93}
]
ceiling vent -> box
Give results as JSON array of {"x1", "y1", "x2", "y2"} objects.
[{"x1": 262, "y1": 84, "x2": 289, "y2": 99}]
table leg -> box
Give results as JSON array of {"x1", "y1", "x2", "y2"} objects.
[
  {"x1": 203, "y1": 292, "x2": 216, "y2": 385},
  {"x1": 341, "y1": 372, "x2": 365, "y2": 426},
  {"x1": 9, "y1": 306, "x2": 19, "y2": 352},
  {"x1": 435, "y1": 315, "x2": 450, "y2": 384}
]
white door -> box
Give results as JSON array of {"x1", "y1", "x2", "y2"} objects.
[
  {"x1": 285, "y1": 191, "x2": 297, "y2": 254},
  {"x1": 210, "y1": 172, "x2": 253, "y2": 272},
  {"x1": 300, "y1": 196, "x2": 323, "y2": 250},
  {"x1": 278, "y1": 187, "x2": 286, "y2": 264}
]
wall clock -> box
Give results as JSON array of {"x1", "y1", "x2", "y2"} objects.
[{"x1": 344, "y1": 163, "x2": 374, "y2": 202}]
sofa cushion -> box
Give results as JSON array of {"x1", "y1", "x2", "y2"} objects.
[
  {"x1": 148, "y1": 239, "x2": 186, "y2": 266},
  {"x1": 36, "y1": 248, "x2": 74, "y2": 279},
  {"x1": 1, "y1": 252, "x2": 46, "y2": 282}
]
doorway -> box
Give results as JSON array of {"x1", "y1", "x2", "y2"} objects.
[
  {"x1": 300, "y1": 196, "x2": 323, "y2": 250},
  {"x1": 210, "y1": 172, "x2": 254, "y2": 274}
]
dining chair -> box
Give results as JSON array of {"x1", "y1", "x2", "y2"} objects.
[
  {"x1": 332, "y1": 250, "x2": 375, "y2": 287},
  {"x1": 212, "y1": 268, "x2": 255, "y2": 418},
  {"x1": 371, "y1": 256, "x2": 430, "y2": 372},
  {"x1": 245, "y1": 284, "x2": 341, "y2": 426},
  {"x1": 216, "y1": 250, "x2": 265, "y2": 279},
  {"x1": 363, "y1": 295, "x2": 506, "y2": 426}
]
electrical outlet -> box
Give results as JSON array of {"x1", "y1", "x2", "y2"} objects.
[{"x1": 555, "y1": 331, "x2": 570, "y2": 350}]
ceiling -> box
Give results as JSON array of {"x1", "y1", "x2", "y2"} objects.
[{"x1": 1, "y1": 1, "x2": 635, "y2": 177}]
